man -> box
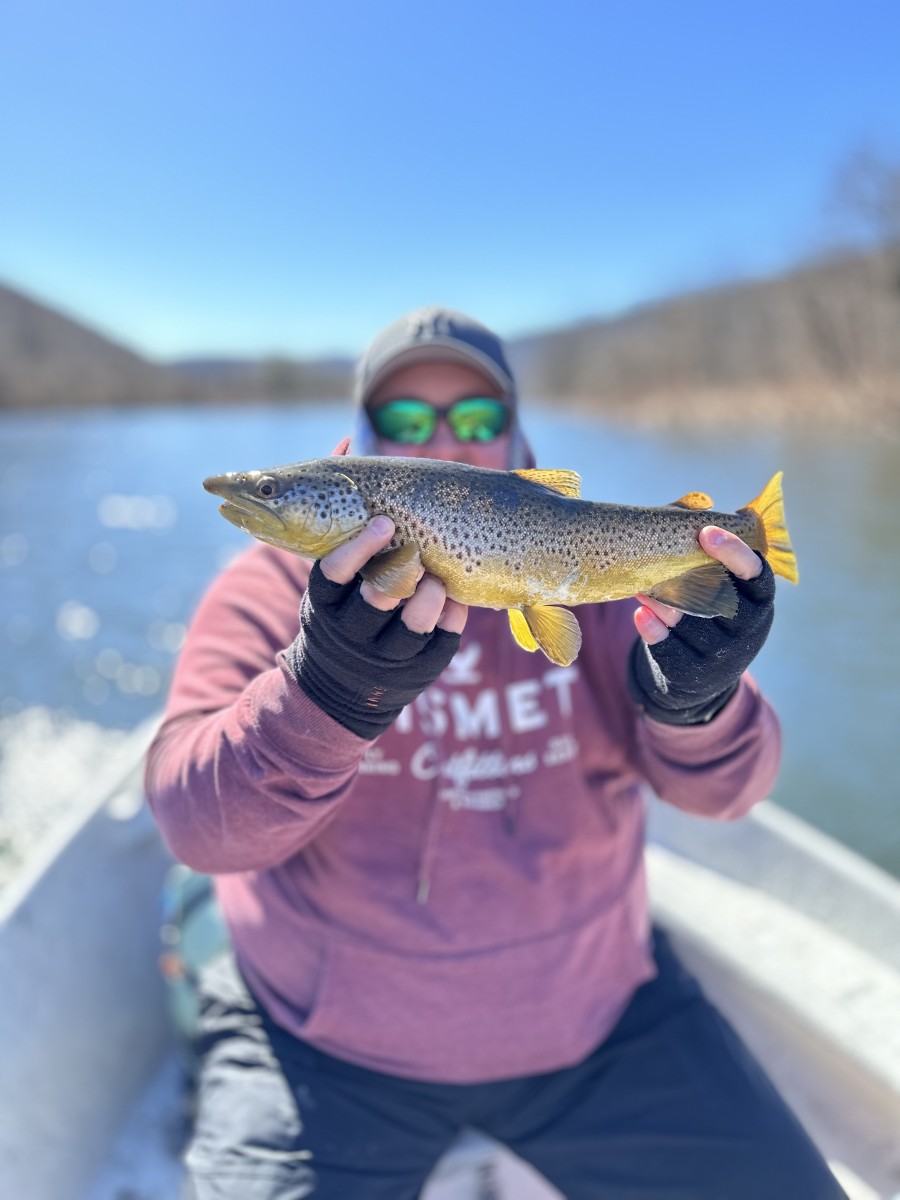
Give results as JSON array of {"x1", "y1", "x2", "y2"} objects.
[{"x1": 146, "y1": 307, "x2": 844, "y2": 1198}]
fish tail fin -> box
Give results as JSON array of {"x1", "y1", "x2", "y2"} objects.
[{"x1": 741, "y1": 471, "x2": 799, "y2": 584}]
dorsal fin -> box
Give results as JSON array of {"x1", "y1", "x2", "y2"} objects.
[
  {"x1": 513, "y1": 468, "x2": 581, "y2": 498},
  {"x1": 668, "y1": 491, "x2": 714, "y2": 510}
]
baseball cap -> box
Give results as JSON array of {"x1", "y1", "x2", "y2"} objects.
[{"x1": 354, "y1": 306, "x2": 517, "y2": 408}]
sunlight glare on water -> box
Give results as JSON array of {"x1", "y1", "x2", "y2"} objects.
[{"x1": 0, "y1": 707, "x2": 139, "y2": 889}]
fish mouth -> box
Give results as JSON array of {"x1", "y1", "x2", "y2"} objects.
[{"x1": 203, "y1": 474, "x2": 288, "y2": 538}]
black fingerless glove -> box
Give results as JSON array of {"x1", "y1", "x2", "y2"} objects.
[
  {"x1": 285, "y1": 562, "x2": 461, "y2": 739},
  {"x1": 627, "y1": 557, "x2": 776, "y2": 725}
]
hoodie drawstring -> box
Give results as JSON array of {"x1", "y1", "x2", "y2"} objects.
[{"x1": 415, "y1": 792, "x2": 447, "y2": 905}]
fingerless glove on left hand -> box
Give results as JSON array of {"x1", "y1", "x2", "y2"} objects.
[{"x1": 627, "y1": 557, "x2": 776, "y2": 725}]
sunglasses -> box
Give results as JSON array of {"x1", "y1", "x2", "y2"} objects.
[{"x1": 369, "y1": 396, "x2": 511, "y2": 445}]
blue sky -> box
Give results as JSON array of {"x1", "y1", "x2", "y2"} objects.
[{"x1": 1, "y1": 0, "x2": 898, "y2": 359}]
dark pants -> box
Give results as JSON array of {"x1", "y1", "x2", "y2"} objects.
[{"x1": 184, "y1": 931, "x2": 845, "y2": 1199}]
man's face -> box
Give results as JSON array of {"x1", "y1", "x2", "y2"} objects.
[{"x1": 366, "y1": 361, "x2": 513, "y2": 469}]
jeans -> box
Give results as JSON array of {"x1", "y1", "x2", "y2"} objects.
[{"x1": 184, "y1": 929, "x2": 845, "y2": 1199}]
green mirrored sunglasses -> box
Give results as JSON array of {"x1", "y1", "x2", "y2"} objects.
[{"x1": 369, "y1": 396, "x2": 511, "y2": 445}]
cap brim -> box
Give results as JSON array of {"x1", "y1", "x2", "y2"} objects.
[{"x1": 358, "y1": 340, "x2": 515, "y2": 407}]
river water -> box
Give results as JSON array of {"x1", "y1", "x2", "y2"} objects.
[{"x1": 1, "y1": 403, "x2": 898, "y2": 879}]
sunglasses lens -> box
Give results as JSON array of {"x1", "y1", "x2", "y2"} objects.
[
  {"x1": 447, "y1": 398, "x2": 510, "y2": 442},
  {"x1": 369, "y1": 397, "x2": 510, "y2": 445},
  {"x1": 370, "y1": 399, "x2": 437, "y2": 445}
]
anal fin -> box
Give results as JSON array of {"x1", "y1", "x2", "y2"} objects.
[
  {"x1": 648, "y1": 563, "x2": 738, "y2": 618},
  {"x1": 508, "y1": 609, "x2": 539, "y2": 652},
  {"x1": 520, "y1": 605, "x2": 582, "y2": 666},
  {"x1": 360, "y1": 543, "x2": 423, "y2": 598}
]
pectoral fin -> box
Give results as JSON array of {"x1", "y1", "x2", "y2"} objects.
[
  {"x1": 648, "y1": 563, "x2": 738, "y2": 618},
  {"x1": 360, "y1": 543, "x2": 423, "y2": 598},
  {"x1": 518, "y1": 605, "x2": 582, "y2": 666},
  {"x1": 668, "y1": 491, "x2": 714, "y2": 510},
  {"x1": 508, "y1": 609, "x2": 539, "y2": 652},
  {"x1": 513, "y1": 468, "x2": 581, "y2": 497}
]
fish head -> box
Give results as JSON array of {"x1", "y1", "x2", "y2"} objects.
[{"x1": 202, "y1": 460, "x2": 371, "y2": 558}]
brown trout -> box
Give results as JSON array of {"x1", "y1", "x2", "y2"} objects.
[{"x1": 203, "y1": 457, "x2": 798, "y2": 667}]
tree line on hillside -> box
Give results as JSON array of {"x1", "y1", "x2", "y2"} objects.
[
  {"x1": 509, "y1": 246, "x2": 899, "y2": 429},
  {"x1": 509, "y1": 148, "x2": 900, "y2": 430}
]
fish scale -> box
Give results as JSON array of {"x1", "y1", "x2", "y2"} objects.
[{"x1": 203, "y1": 456, "x2": 797, "y2": 666}]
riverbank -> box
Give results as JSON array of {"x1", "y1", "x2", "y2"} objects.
[{"x1": 554, "y1": 377, "x2": 900, "y2": 436}]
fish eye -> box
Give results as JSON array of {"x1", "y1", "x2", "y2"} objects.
[{"x1": 256, "y1": 476, "x2": 279, "y2": 499}]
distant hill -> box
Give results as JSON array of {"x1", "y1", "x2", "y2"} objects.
[
  {"x1": 0, "y1": 283, "x2": 183, "y2": 409},
  {"x1": 0, "y1": 284, "x2": 353, "y2": 410},
  {"x1": 2, "y1": 247, "x2": 899, "y2": 429}
]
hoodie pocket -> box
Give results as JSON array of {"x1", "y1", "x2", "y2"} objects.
[{"x1": 297, "y1": 887, "x2": 654, "y2": 1083}]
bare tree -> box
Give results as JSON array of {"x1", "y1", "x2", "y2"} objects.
[{"x1": 828, "y1": 145, "x2": 900, "y2": 254}]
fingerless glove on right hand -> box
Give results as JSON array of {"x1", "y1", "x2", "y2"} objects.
[{"x1": 285, "y1": 563, "x2": 460, "y2": 739}]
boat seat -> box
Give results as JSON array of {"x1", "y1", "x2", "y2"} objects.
[{"x1": 423, "y1": 1127, "x2": 559, "y2": 1198}]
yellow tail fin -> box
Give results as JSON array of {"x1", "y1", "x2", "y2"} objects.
[{"x1": 742, "y1": 471, "x2": 799, "y2": 584}]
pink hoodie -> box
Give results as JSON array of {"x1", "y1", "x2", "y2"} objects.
[{"x1": 145, "y1": 540, "x2": 780, "y2": 1083}]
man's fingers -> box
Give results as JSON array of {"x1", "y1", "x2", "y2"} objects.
[
  {"x1": 634, "y1": 592, "x2": 684, "y2": 646},
  {"x1": 700, "y1": 526, "x2": 762, "y2": 581},
  {"x1": 634, "y1": 603, "x2": 671, "y2": 646},
  {"x1": 633, "y1": 529, "x2": 762, "y2": 646},
  {"x1": 635, "y1": 592, "x2": 684, "y2": 628},
  {"x1": 437, "y1": 598, "x2": 468, "y2": 635},
  {"x1": 358, "y1": 579, "x2": 402, "y2": 612},
  {"x1": 320, "y1": 517, "x2": 396, "y2": 586},
  {"x1": 400, "y1": 574, "x2": 450, "y2": 634},
  {"x1": 320, "y1": 524, "x2": 467, "y2": 635}
]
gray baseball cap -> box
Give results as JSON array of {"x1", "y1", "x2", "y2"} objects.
[{"x1": 353, "y1": 306, "x2": 517, "y2": 408}]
